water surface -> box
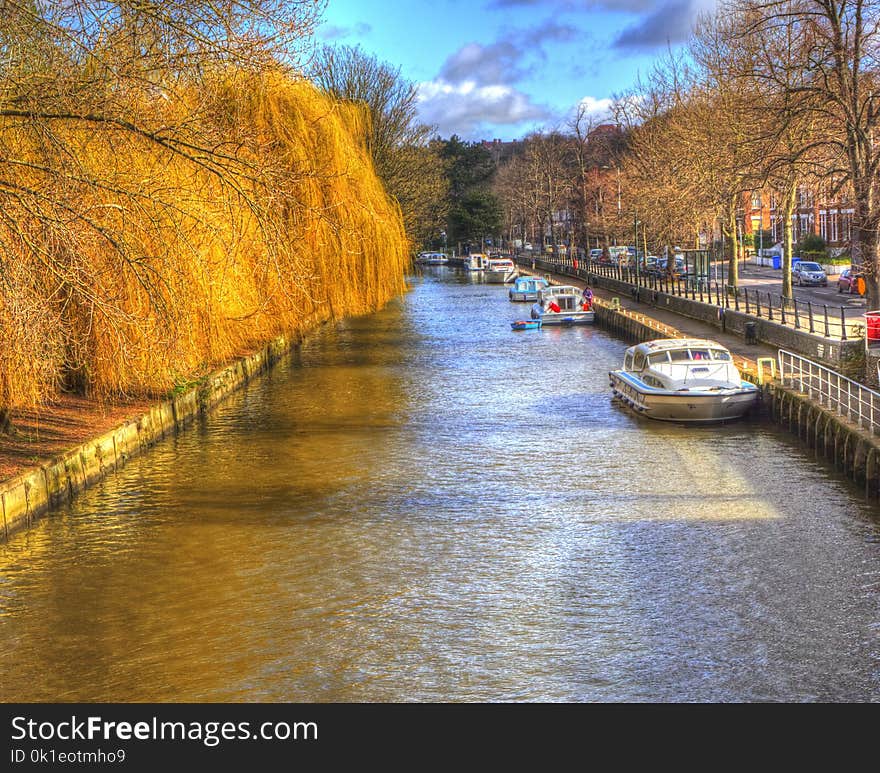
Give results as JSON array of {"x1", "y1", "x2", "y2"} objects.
[{"x1": 1, "y1": 268, "x2": 879, "y2": 702}]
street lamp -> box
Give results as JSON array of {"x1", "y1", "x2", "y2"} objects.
[
  {"x1": 601, "y1": 164, "x2": 622, "y2": 243},
  {"x1": 617, "y1": 167, "x2": 621, "y2": 216},
  {"x1": 634, "y1": 213, "x2": 640, "y2": 284}
]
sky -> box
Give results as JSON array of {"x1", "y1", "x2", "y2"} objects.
[{"x1": 316, "y1": 0, "x2": 719, "y2": 142}]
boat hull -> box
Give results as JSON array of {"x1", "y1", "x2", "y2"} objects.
[
  {"x1": 530, "y1": 309, "x2": 595, "y2": 325},
  {"x1": 485, "y1": 270, "x2": 518, "y2": 283},
  {"x1": 511, "y1": 320, "x2": 541, "y2": 330},
  {"x1": 609, "y1": 371, "x2": 758, "y2": 422}
]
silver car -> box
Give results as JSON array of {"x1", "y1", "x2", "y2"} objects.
[{"x1": 792, "y1": 260, "x2": 828, "y2": 287}]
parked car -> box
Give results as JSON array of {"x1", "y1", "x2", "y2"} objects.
[
  {"x1": 589, "y1": 248, "x2": 603, "y2": 261},
  {"x1": 792, "y1": 261, "x2": 828, "y2": 287},
  {"x1": 649, "y1": 256, "x2": 687, "y2": 278},
  {"x1": 837, "y1": 268, "x2": 866, "y2": 295}
]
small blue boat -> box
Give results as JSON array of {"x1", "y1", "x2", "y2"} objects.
[{"x1": 511, "y1": 319, "x2": 542, "y2": 331}]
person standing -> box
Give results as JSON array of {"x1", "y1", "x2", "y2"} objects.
[{"x1": 582, "y1": 286, "x2": 593, "y2": 310}]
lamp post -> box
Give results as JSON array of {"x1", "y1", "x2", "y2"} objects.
[
  {"x1": 600, "y1": 164, "x2": 622, "y2": 247},
  {"x1": 616, "y1": 167, "x2": 621, "y2": 215},
  {"x1": 634, "y1": 212, "x2": 640, "y2": 284}
]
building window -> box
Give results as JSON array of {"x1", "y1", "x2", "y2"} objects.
[
  {"x1": 841, "y1": 211, "x2": 853, "y2": 243},
  {"x1": 751, "y1": 191, "x2": 762, "y2": 210}
]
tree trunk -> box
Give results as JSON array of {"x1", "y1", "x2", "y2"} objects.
[
  {"x1": 0, "y1": 408, "x2": 12, "y2": 435},
  {"x1": 782, "y1": 181, "x2": 796, "y2": 299},
  {"x1": 852, "y1": 172, "x2": 879, "y2": 310},
  {"x1": 857, "y1": 218, "x2": 880, "y2": 310},
  {"x1": 727, "y1": 205, "x2": 739, "y2": 289}
]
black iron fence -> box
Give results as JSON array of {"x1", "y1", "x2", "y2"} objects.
[{"x1": 522, "y1": 254, "x2": 860, "y2": 341}]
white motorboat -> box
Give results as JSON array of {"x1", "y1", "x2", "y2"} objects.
[
  {"x1": 609, "y1": 338, "x2": 759, "y2": 422},
  {"x1": 484, "y1": 257, "x2": 518, "y2": 283},
  {"x1": 415, "y1": 251, "x2": 449, "y2": 265},
  {"x1": 462, "y1": 253, "x2": 488, "y2": 271},
  {"x1": 509, "y1": 275, "x2": 550, "y2": 301},
  {"x1": 530, "y1": 285, "x2": 595, "y2": 325}
]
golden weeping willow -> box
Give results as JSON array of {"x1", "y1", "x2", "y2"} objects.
[{"x1": 0, "y1": 69, "x2": 410, "y2": 412}]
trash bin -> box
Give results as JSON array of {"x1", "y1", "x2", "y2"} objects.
[
  {"x1": 772, "y1": 255, "x2": 781, "y2": 270},
  {"x1": 744, "y1": 321, "x2": 758, "y2": 344},
  {"x1": 866, "y1": 311, "x2": 880, "y2": 342}
]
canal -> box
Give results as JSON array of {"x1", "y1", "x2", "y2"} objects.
[{"x1": 1, "y1": 268, "x2": 879, "y2": 702}]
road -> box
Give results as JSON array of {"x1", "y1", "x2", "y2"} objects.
[{"x1": 709, "y1": 260, "x2": 868, "y2": 323}]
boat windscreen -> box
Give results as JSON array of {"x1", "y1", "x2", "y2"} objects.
[
  {"x1": 647, "y1": 352, "x2": 669, "y2": 365},
  {"x1": 710, "y1": 350, "x2": 732, "y2": 361}
]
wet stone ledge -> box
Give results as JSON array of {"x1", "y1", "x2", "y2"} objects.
[{"x1": 0, "y1": 333, "x2": 299, "y2": 541}]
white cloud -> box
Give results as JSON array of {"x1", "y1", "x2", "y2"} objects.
[
  {"x1": 417, "y1": 79, "x2": 552, "y2": 138},
  {"x1": 577, "y1": 95, "x2": 614, "y2": 120}
]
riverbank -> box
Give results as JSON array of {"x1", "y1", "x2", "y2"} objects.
[{"x1": 0, "y1": 331, "x2": 307, "y2": 540}]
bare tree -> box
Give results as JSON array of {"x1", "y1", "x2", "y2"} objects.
[
  {"x1": 615, "y1": 53, "x2": 719, "y2": 270},
  {"x1": 739, "y1": 0, "x2": 880, "y2": 306}
]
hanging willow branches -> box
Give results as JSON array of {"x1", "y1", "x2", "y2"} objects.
[{"x1": 0, "y1": 2, "x2": 410, "y2": 425}]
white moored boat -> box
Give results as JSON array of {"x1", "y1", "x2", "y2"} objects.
[
  {"x1": 530, "y1": 285, "x2": 595, "y2": 325},
  {"x1": 415, "y1": 251, "x2": 449, "y2": 265},
  {"x1": 509, "y1": 275, "x2": 550, "y2": 301},
  {"x1": 609, "y1": 338, "x2": 759, "y2": 423},
  {"x1": 484, "y1": 257, "x2": 518, "y2": 283},
  {"x1": 462, "y1": 253, "x2": 488, "y2": 271}
]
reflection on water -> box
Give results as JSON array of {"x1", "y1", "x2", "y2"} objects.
[{"x1": 1, "y1": 266, "x2": 879, "y2": 702}]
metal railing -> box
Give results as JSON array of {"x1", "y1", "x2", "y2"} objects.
[
  {"x1": 523, "y1": 254, "x2": 859, "y2": 341},
  {"x1": 778, "y1": 349, "x2": 880, "y2": 435}
]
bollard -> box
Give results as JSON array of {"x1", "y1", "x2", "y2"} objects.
[{"x1": 756, "y1": 357, "x2": 776, "y2": 384}]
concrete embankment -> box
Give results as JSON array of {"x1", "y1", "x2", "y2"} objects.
[
  {"x1": 761, "y1": 381, "x2": 880, "y2": 498},
  {"x1": 0, "y1": 331, "x2": 306, "y2": 541}
]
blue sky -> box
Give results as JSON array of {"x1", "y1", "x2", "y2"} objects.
[{"x1": 317, "y1": 0, "x2": 718, "y2": 141}]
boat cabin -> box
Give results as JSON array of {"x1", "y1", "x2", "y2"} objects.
[
  {"x1": 623, "y1": 339, "x2": 740, "y2": 390},
  {"x1": 463, "y1": 253, "x2": 488, "y2": 270},
  {"x1": 512, "y1": 276, "x2": 548, "y2": 292},
  {"x1": 538, "y1": 285, "x2": 584, "y2": 312}
]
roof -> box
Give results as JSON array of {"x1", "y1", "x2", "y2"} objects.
[
  {"x1": 626, "y1": 338, "x2": 727, "y2": 354},
  {"x1": 541, "y1": 285, "x2": 580, "y2": 293}
]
